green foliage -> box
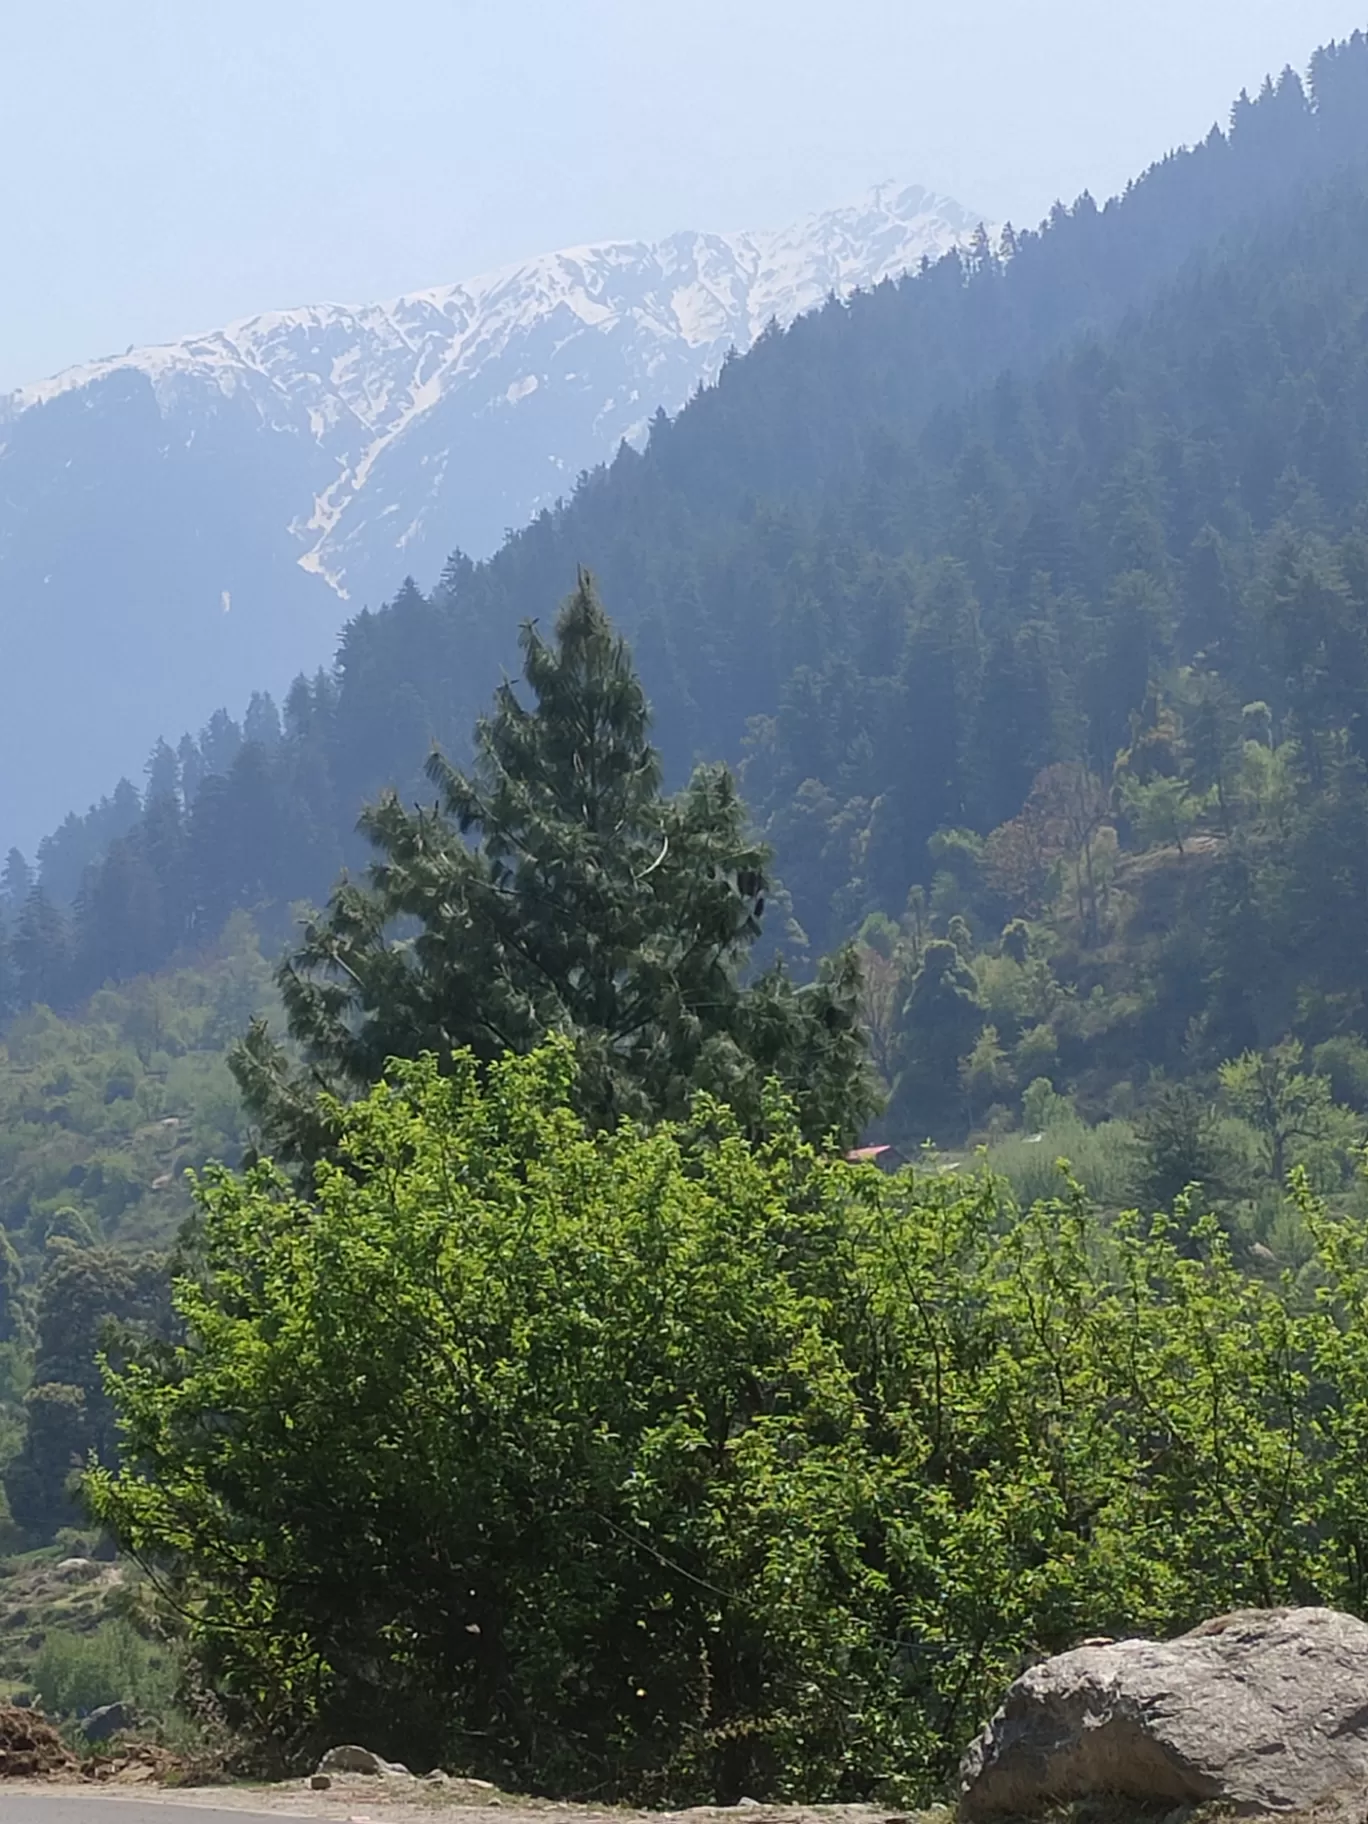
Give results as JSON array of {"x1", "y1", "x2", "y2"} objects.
[
  {"x1": 234, "y1": 575, "x2": 878, "y2": 1160},
  {"x1": 1134, "y1": 1087, "x2": 1232, "y2": 1218},
  {"x1": 0, "y1": 927, "x2": 278, "y2": 1543},
  {"x1": 6, "y1": 1384, "x2": 89, "y2": 1540},
  {"x1": 1014, "y1": 1022, "x2": 1058, "y2": 1083},
  {"x1": 0, "y1": 925, "x2": 275, "y2": 1260},
  {"x1": 1000, "y1": 920, "x2": 1031, "y2": 966},
  {"x1": 1218, "y1": 1041, "x2": 1348, "y2": 1184},
  {"x1": 13, "y1": 36, "x2": 1368, "y2": 1032},
  {"x1": 1021, "y1": 1076, "x2": 1073, "y2": 1134},
  {"x1": 889, "y1": 940, "x2": 984, "y2": 1137},
  {"x1": 9, "y1": 41, "x2": 1368, "y2": 1176},
  {"x1": 960, "y1": 1023, "x2": 1012, "y2": 1112},
  {"x1": 31, "y1": 1616, "x2": 178, "y2": 1719},
  {"x1": 0, "y1": 1230, "x2": 20, "y2": 1345},
  {"x1": 973, "y1": 952, "x2": 1056, "y2": 1029},
  {"x1": 86, "y1": 1041, "x2": 1368, "y2": 1799},
  {"x1": 1313, "y1": 1036, "x2": 1368, "y2": 1113},
  {"x1": 986, "y1": 1115, "x2": 1137, "y2": 1210},
  {"x1": 15, "y1": 53, "x2": 1368, "y2": 1786},
  {"x1": 3, "y1": 1241, "x2": 168, "y2": 1538},
  {"x1": 100, "y1": 1045, "x2": 905, "y2": 1794},
  {"x1": 1120, "y1": 775, "x2": 1198, "y2": 856},
  {"x1": 925, "y1": 830, "x2": 984, "y2": 897}
]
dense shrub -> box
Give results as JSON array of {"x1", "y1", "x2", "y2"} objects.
[
  {"x1": 32, "y1": 1617, "x2": 177, "y2": 1719},
  {"x1": 87, "y1": 1043, "x2": 1368, "y2": 1801},
  {"x1": 987, "y1": 1115, "x2": 1138, "y2": 1208}
]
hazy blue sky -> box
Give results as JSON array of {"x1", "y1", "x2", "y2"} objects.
[{"x1": 4, "y1": 0, "x2": 1366, "y2": 391}]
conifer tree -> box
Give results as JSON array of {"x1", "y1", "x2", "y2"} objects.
[
  {"x1": 2, "y1": 848, "x2": 32, "y2": 910},
  {"x1": 233, "y1": 574, "x2": 877, "y2": 1156},
  {"x1": 72, "y1": 835, "x2": 163, "y2": 992},
  {"x1": 11, "y1": 887, "x2": 70, "y2": 1009},
  {"x1": 0, "y1": 925, "x2": 17, "y2": 1023},
  {"x1": 244, "y1": 691, "x2": 283, "y2": 750},
  {"x1": 176, "y1": 734, "x2": 205, "y2": 806},
  {"x1": 144, "y1": 739, "x2": 180, "y2": 805},
  {"x1": 0, "y1": 1227, "x2": 20, "y2": 1345},
  {"x1": 889, "y1": 938, "x2": 986, "y2": 1136}
]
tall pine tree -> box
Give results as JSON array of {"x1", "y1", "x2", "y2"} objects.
[{"x1": 234, "y1": 574, "x2": 877, "y2": 1157}]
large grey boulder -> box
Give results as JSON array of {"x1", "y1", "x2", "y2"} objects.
[
  {"x1": 959, "y1": 1607, "x2": 1368, "y2": 1818},
  {"x1": 315, "y1": 1744, "x2": 413, "y2": 1778},
  {"x1": 82, "y1": 1701, "x2": 139, "y2": 1742}
]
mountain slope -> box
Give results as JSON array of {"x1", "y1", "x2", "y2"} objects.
[
  {"x1": 13, "y1": 34, "x2": 1368, "y2": 983},
  {"x1": 306, "y1": 47, "x2": 1368, "y2": 819},
  {"x1": 0, "y1": 185, "x2": 982, "y2": 849}
]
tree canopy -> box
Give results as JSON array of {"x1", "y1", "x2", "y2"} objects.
[{"x1": 232, "y1": 573, "x2": 876, "y2": 1158}]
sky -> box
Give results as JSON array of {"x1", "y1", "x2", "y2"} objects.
[{"x1": 3, "y1": 0, "x2": 1367, "y2": 393}]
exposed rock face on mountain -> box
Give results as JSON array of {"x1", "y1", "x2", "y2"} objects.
[
  {"x1": 0, "y1": 185, "x2": 983, "y2": 848},
  {"x1": 959, "y1": 1608, "x2": 1368, "y2": 1819}
]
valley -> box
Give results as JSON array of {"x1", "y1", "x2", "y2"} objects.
[
  {"x1": 0, "y1": 185, "x2": 981, "y2": 849},
  {"x1": 4, "y1": 15, "x2": 1368, "y2": 1815}
]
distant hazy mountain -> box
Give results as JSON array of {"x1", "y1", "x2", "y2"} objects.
[{"x1": 0, "y1": 184, "x2": 985, "y2": 849}]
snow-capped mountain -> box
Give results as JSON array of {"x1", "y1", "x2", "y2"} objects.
[{"x1": 0, "y1": 183, "x2": 985, "y2": 850}]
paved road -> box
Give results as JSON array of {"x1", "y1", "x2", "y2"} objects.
[{"x1": 3, "y1": 1803, "x2": 283, "y2": 1824}]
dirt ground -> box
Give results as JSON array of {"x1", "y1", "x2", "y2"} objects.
[
  {"x1": 0, "y1": 1779, "x2": 934, "y2": 1824},
  {"x1": 6, "y1": 1767, "x2": 1368, "y2": 1824}
]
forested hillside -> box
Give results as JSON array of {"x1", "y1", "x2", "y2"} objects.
[
  {"x1": 4, "y1": 33, "x2": 1368, "y2": 1145},
  {"x1": 13, "y1": 32, "x2": 1368, "y2": 1792},
  {"x1": 0, "y1": 920, "x2": 277, "y2": 1547}
]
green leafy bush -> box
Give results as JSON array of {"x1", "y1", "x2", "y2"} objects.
[
  {"x1": 86, "y1": 1041, "x2": 1368, "y2": 1801},
  {"x1": 988, "y1": 1115, "x2": 1137, "y2": 1208},
  {"x1": 1313, "y1": 1036, "x2": 1368, "y2": 1113},
  {"x1": 32, "y1": 1617, "x2": 177, "y2": 1719}
]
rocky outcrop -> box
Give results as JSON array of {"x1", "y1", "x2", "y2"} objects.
[{"x1": 959, "y1": 1607, "x2": 1368, "y2": 1818}]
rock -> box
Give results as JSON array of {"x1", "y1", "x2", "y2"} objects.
[
  {"x1": 316, "y1": 1744, "x2": 413, "y2": 1778},
  {"x1": 55, "y1": 1556, "x2": 100, "y2": 1580},
  {"x1": 309, "y1": 1773, "x2": 332, "y2": 1790},
  {"x1": 959, "y1": 1607, "x2": 1368, "y2": 1819},
  {"x1": 84, "y1": 1702, "x2": 139, "y2": 1743},
  {"x1": 83, "y1": 1743, "x2": 182, "y2": 1784}
]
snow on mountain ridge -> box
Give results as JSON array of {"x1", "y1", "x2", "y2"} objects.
[
  {"x1": 5, "y1": 182, "x2": 986, "y2": 601},
  {"x1": 10, "y1": 182, "x2": 977, "y2": 408},
  {"x1": 0, "y1": 180, "x2": 989, "y2": 851}
]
